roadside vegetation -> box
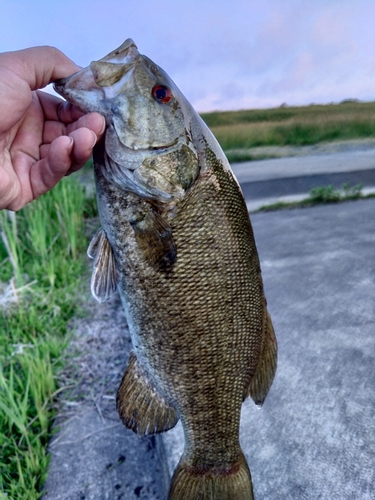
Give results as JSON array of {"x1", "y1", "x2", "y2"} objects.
[
  {"x1": 201, "y1": 100, "x2": 375, "y2": 162},
  {"x1": 0, "y1": 176, "x2": 97, "y2": 499},
  {"x1": 257, "y1": 183, "x2": 374, "y2": 212}
]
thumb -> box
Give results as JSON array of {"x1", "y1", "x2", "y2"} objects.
[{"x1": 0, "y1": 46, "x2": 80, "y2": 90}]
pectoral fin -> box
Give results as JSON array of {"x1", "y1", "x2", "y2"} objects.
[
  {"x1": 117, "y1": 353, "x2": 178, "y2": 435},
  {"x1": 246, "y1": 310, "x2": 277, "y2": 407},
  {"x1": 87, "y1": 228, "x2": 119, "y2": 303},
  {"x1": 129, "y1": 204, "x2": 177, "y2": 271}
]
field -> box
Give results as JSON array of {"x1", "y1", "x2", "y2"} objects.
[
  {"x1": 201, "y1": 100, "x2": 375, "y2": 161},
  {"x1": 1, "y1": 100, "x2": 375, "y2": 498}
]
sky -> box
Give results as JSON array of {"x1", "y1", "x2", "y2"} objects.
[{"x1": 1, "y1": 0, "x2": 375, "y2": 112}]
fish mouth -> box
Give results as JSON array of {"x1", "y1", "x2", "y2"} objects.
[
  {"x1": 53, "y1": 77, "x2": 70, "y2": 97},
  {"x1": 53, "y1": 65, "x2": 105, "y2": 115},
  {"x1": 147, "y1": 137, "x2": 179, "y2": 151},
  {"x1": 107, "y1": 134, "x2": 181, "y2": 166}
]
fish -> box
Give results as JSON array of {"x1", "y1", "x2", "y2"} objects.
[{"x1": 54, "y1": 39, "x2": 277, "y2": 500}]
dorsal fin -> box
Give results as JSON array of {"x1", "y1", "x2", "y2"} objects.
[{"x1": 87, "y1": 228, "x2": 119, "y2": 303}]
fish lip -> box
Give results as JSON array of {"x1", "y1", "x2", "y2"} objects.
[
  {"x1": 147, "y1": 137, "x2": 179, "y2": 151},
  {"x1": 117, "y1": 136, "x2": 180, "y2": 154},
  {"x1": 53, "y1": 77, "x2": 69, "y2": 95}
]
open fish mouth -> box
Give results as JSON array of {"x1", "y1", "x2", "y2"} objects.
[{"x1": 53, "y1": 77, "x2": 69, "y2": 94}]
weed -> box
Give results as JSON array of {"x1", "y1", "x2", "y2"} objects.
[
  {"x1": 0, "y1": 176, "x2": 96, "y2": 499},
  {"x1": 309, "y1": 184, "x2": 363, "y2": 203},
  {"x1": 309, "y1": 185, "x2": 342, "y2": 203},
  {"x1": 258, "y1": 183, "x2": 366, "y2": 211},
  {"x1": 225, "y1": 150, "x2": 279, "y2": 163}
]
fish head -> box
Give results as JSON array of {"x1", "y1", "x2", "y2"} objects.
[
  {"x1": 55, "y1": 39, "x2": 188, "y2": 153},
  {"x1": 54, "y1": 39, "x2": 226, "y2": 201}
]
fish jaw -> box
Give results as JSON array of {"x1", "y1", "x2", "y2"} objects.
[
  {"x1": 54, "y1": 66, "x2": 109, "y2": 116},
  {"x1": 53, "y1": 39, "x2": 140, "y2": 120}
]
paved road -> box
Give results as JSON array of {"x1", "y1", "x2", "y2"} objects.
[
  {"x1": 240, "y1": 168, "x2": 375, "y2": 200},
  {"x1": 231, "y1": 147, "x2": 375, "y2": 184},
  {"x1": 231, "y1": 146, "x2": 375, "y2": 210}
]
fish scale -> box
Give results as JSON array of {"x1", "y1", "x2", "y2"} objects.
[{"x1": 54, "y1": 38, "x2": 277, "y2": 500}]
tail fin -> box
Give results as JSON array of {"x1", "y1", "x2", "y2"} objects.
[{"x1": 168, "y1": 451, "x2": 254, "y2": 500}]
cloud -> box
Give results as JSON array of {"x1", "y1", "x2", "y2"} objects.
[{"x1": 1, "y1": 0, "x2": 374, "y2": 111}]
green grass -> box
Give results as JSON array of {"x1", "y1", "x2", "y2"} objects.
[
  {"x1": 258, "y1": 183, "x2": 368, "y2": 212},
  {"x1": 0, "y1": 176, "x2": 97, "y2": 499},
  {"x1": 200, "y1": 101, "x2": 375, "y2": 154}
]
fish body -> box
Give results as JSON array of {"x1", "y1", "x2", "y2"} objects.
[{"x1": 54, "y1": 39, "x2": 277, "y2": 500}]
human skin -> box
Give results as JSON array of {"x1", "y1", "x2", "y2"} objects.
[{"x1": 0, "y1": 46, "x2": 105, "y2": 211}]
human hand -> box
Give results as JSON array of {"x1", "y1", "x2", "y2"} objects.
[{"x1": 0, "y1": 46, "x2": 106, "y2": 211}]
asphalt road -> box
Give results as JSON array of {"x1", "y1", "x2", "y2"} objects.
[
  {"x1": 231, "y1": 145, "x2": 375, "y2": 210},
  {"x1": 240, "y1": 168, "x2": 375, "y2": 200},
  {"x1": 231, "y1": 146, "x2": 375, "y2": 184}
]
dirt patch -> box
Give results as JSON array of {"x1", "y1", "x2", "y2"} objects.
[
  {"x1": 43, "y1": 284, "x2": 169, "y2": 500},
  {"x1": 54, "y1": 290, "x2": 131, "y2": 424}
]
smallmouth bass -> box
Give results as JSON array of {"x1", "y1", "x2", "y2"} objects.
[{"x1": 54, "y1": 39, "x2": 277, "y2": 500}]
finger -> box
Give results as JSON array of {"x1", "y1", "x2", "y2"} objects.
[
  {"x1": 37, "y1": 90, "x2": 85, "y2": 123},
  {"x1": 42, "y1": 120, "x2": 66, "y2": 145},
  {"x1": 41, "y1": 126, "x2": 98, "y2": 165},
  {"x1": 66, "y1": 113, "x2": 106, "y2": 139},
  {"x1": 30, "y1": 135, "x2": 74, "y2": 200},
  {"x1": 0, "y1": 46, "x2": 80, "y2": 90},
  {"x1": 66, "y1": 127, "x2": 98, "y2": 171},
  {"x1": 43, "y1": 113, "x2": 105, "y2": 148}
]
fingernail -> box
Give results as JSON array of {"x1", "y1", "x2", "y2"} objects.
[
  {"x1": 99, "y1": 116, "x2": 106, "y2": 136},
  {"x1": 90, "y1": 131, "x2": 98, "y2": 149},
  {"x1": 67, "y1": 136, "x2": 74, "y2": 153}
]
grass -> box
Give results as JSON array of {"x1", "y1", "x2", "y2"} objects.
[
  {"x1": 200, "y1": 100, "x2": 375, "y2": 158},
  {"x1": 257, "y1": 183, "x2": 369, "y2": 211},
  {"x1": 0, "y1": 176, "x2": 97, "y2": 499}
]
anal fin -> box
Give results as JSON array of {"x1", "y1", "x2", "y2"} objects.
[
  {"x1": 117, "y1": 353, "x2": 178, "y2": 436},
  {"x1": 246, "y1": 310, "x2": 277, "y2": 407}
]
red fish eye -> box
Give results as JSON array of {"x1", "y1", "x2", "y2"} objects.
[{"x1": 152, "y1": 85, "x2": 173, "y2": 103}]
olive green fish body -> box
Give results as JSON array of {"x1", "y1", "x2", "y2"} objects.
[{"x1": 54, "y1": 39, "x2": 277, "y2": 499}]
